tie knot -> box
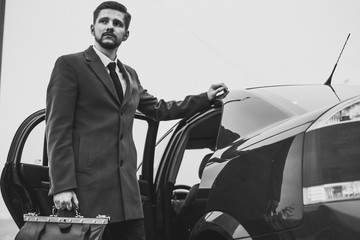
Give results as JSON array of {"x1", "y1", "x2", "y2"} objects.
[{"x1": 107, "y1": 62, "x2": 116, "y2": 71}]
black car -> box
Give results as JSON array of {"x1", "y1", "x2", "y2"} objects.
[{"x1": 2, "y1": 84, "x2": 360, "y2": 240}]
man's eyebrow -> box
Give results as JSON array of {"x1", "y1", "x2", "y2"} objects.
[
  {"x1": 98, "y1": 17, "x2": 109, "y2": 21},
  {"x1": 113, "y1": 19, "x2": 124, "y2": 23}
]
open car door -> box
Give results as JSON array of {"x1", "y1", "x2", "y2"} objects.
[{"x1": 0, "y1": 109, "x2": 159, "y2": 240}]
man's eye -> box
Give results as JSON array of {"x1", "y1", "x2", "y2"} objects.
[
  {"x1": 99, "y1": 19, "x2": 108, "y2": 24},
  {"x1": 113, "y1": 21, "x2": 124, "y2": 27}
]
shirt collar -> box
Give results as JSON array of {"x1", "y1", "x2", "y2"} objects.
[{"x1": 92, "y1": 45, "x2": 118, "y2": 68}]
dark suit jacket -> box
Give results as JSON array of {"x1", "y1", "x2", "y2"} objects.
[{"x1": 46, "y1": 46, "x2": 210, "y2": 222}]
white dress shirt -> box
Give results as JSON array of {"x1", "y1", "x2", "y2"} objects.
[{"x1": 93, "y1": 46, "x2": 127, "y2": 94}]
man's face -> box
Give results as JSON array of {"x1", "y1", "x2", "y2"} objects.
[{"x1": 91, "y1": 9, "x2": 129, "y2": 50}]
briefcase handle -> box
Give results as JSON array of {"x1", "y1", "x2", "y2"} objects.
[{"x1": 51, "y1": 206, "x2": 82, "y2": 218}]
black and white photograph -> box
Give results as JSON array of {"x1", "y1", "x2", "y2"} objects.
[{"x1": 1, "y1": 1, "x2": 360, "y2": 240}]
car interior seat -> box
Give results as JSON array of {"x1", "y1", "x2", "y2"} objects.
[{"x1": 173, "y1": 153, "x2": 213, "y2": 240}]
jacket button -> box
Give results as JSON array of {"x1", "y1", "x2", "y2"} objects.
[{"x1": 120, "y1": 160, "x2": 124, "y2": 166}]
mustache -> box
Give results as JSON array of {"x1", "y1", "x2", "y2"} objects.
[{"x1": 101, "y1": 32, "x2": 117, "y2": 40}]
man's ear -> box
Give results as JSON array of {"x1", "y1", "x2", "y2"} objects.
[
  {"x1": 90, "y1": 25, "x2": 95, "y2": 35},
  {"x1": 123, "y1": 31, "x2": 130, "y2": 41}
]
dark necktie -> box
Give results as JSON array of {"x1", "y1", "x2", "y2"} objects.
[{"x1": 107, "y1": 62, "x2": 124, "y2": 102}]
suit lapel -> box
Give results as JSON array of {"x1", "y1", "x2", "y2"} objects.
[{"x1": 83, "y1": 47, "x2": 121, "y2": 106}]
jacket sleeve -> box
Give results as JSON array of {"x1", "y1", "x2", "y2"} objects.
[
  {"x1": 127, "y1": 67, "x2": 211, "y2": 121},
  {"x1": 46, "y1": 56, "x2": 78, "y2": 196}
]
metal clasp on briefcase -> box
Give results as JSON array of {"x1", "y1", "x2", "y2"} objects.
[{"x1": 23, "y1": 210, "x2": 111, "y2": 225}]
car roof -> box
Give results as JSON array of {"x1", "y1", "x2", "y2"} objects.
[{"x1": 220, "y1": 84, "x2": 360, "y2": 116}]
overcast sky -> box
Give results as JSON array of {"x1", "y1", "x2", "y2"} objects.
[{"x1": 1, "y1": 0, "x2": 360, "y2": 219}]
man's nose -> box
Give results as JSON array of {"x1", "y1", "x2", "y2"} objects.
[{"x1": 106, "y1": 26, "x2": 114, "y2": 32}]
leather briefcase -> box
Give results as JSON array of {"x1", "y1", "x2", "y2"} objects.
[{"x1": 15, "y1": 208, "x2": 110, "y2": 240}]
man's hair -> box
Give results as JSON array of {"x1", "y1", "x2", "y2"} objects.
[{"x1": 93, "y1": 1, "x2": 131, "y2": 30}]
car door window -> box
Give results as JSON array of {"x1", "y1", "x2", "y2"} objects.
[
  {"x1": 176, "y1": 149, "x2": 213, "y2": 187},
  {"x1": 133, "y1": 118, "x2": 149, "y2": 177},
  {"x1": 219, "y1": 98, "x2": 290, "y2": 149},
  {"x1": 21, "y1": 121, "x2": 46, "y2": 166}
]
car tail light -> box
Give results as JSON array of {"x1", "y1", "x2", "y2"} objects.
[
  {"x1": 307, "y1": 96, "x2": 360, "y2": 131},
  {"x1": 323, "y1": 102, "x2": 360, "y2": 126},
  {"x1": 303, "y1": 181, "x2": 360, "y2": 205}
]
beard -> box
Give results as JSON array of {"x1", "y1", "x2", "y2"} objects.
[{"x1": 95, "y1": 33, "x2": 121, "y2": 50}]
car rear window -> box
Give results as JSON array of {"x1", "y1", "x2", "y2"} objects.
[
  {"x1": 303, "y1": 121, "x2": 360, "y2": 204},
  {"x1": 217, "y1": 97, "x2": 291, "y2": 149}
]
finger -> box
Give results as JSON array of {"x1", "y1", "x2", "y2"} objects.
[
  {"x1": 54, "y1": 199, "x2": 60, "y2": 209},
  {"x1": 66, "y1": 200, "x2": 73, "y2": 210},
  {"x1": 60, "y1": 199, "x2": 71, "y2": 210},
  {"x1": 216, "y1": 85, "x2": 228, "y2": 95},
  {"x1": 216, "y1": 87, "x2": 225, "y2": 92},
  {"x1": 219, "y1": 83, "x2": 228, "y2": 92},
  {"x1": 60, "y1": 203, "x2": 66, "y2": 210},
  {"x1": 215, "y1": 87, "x2": 227, "y2": 97},
  {"x1": 72, "y1": 193, "x2": 79, "y2": 208}
]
